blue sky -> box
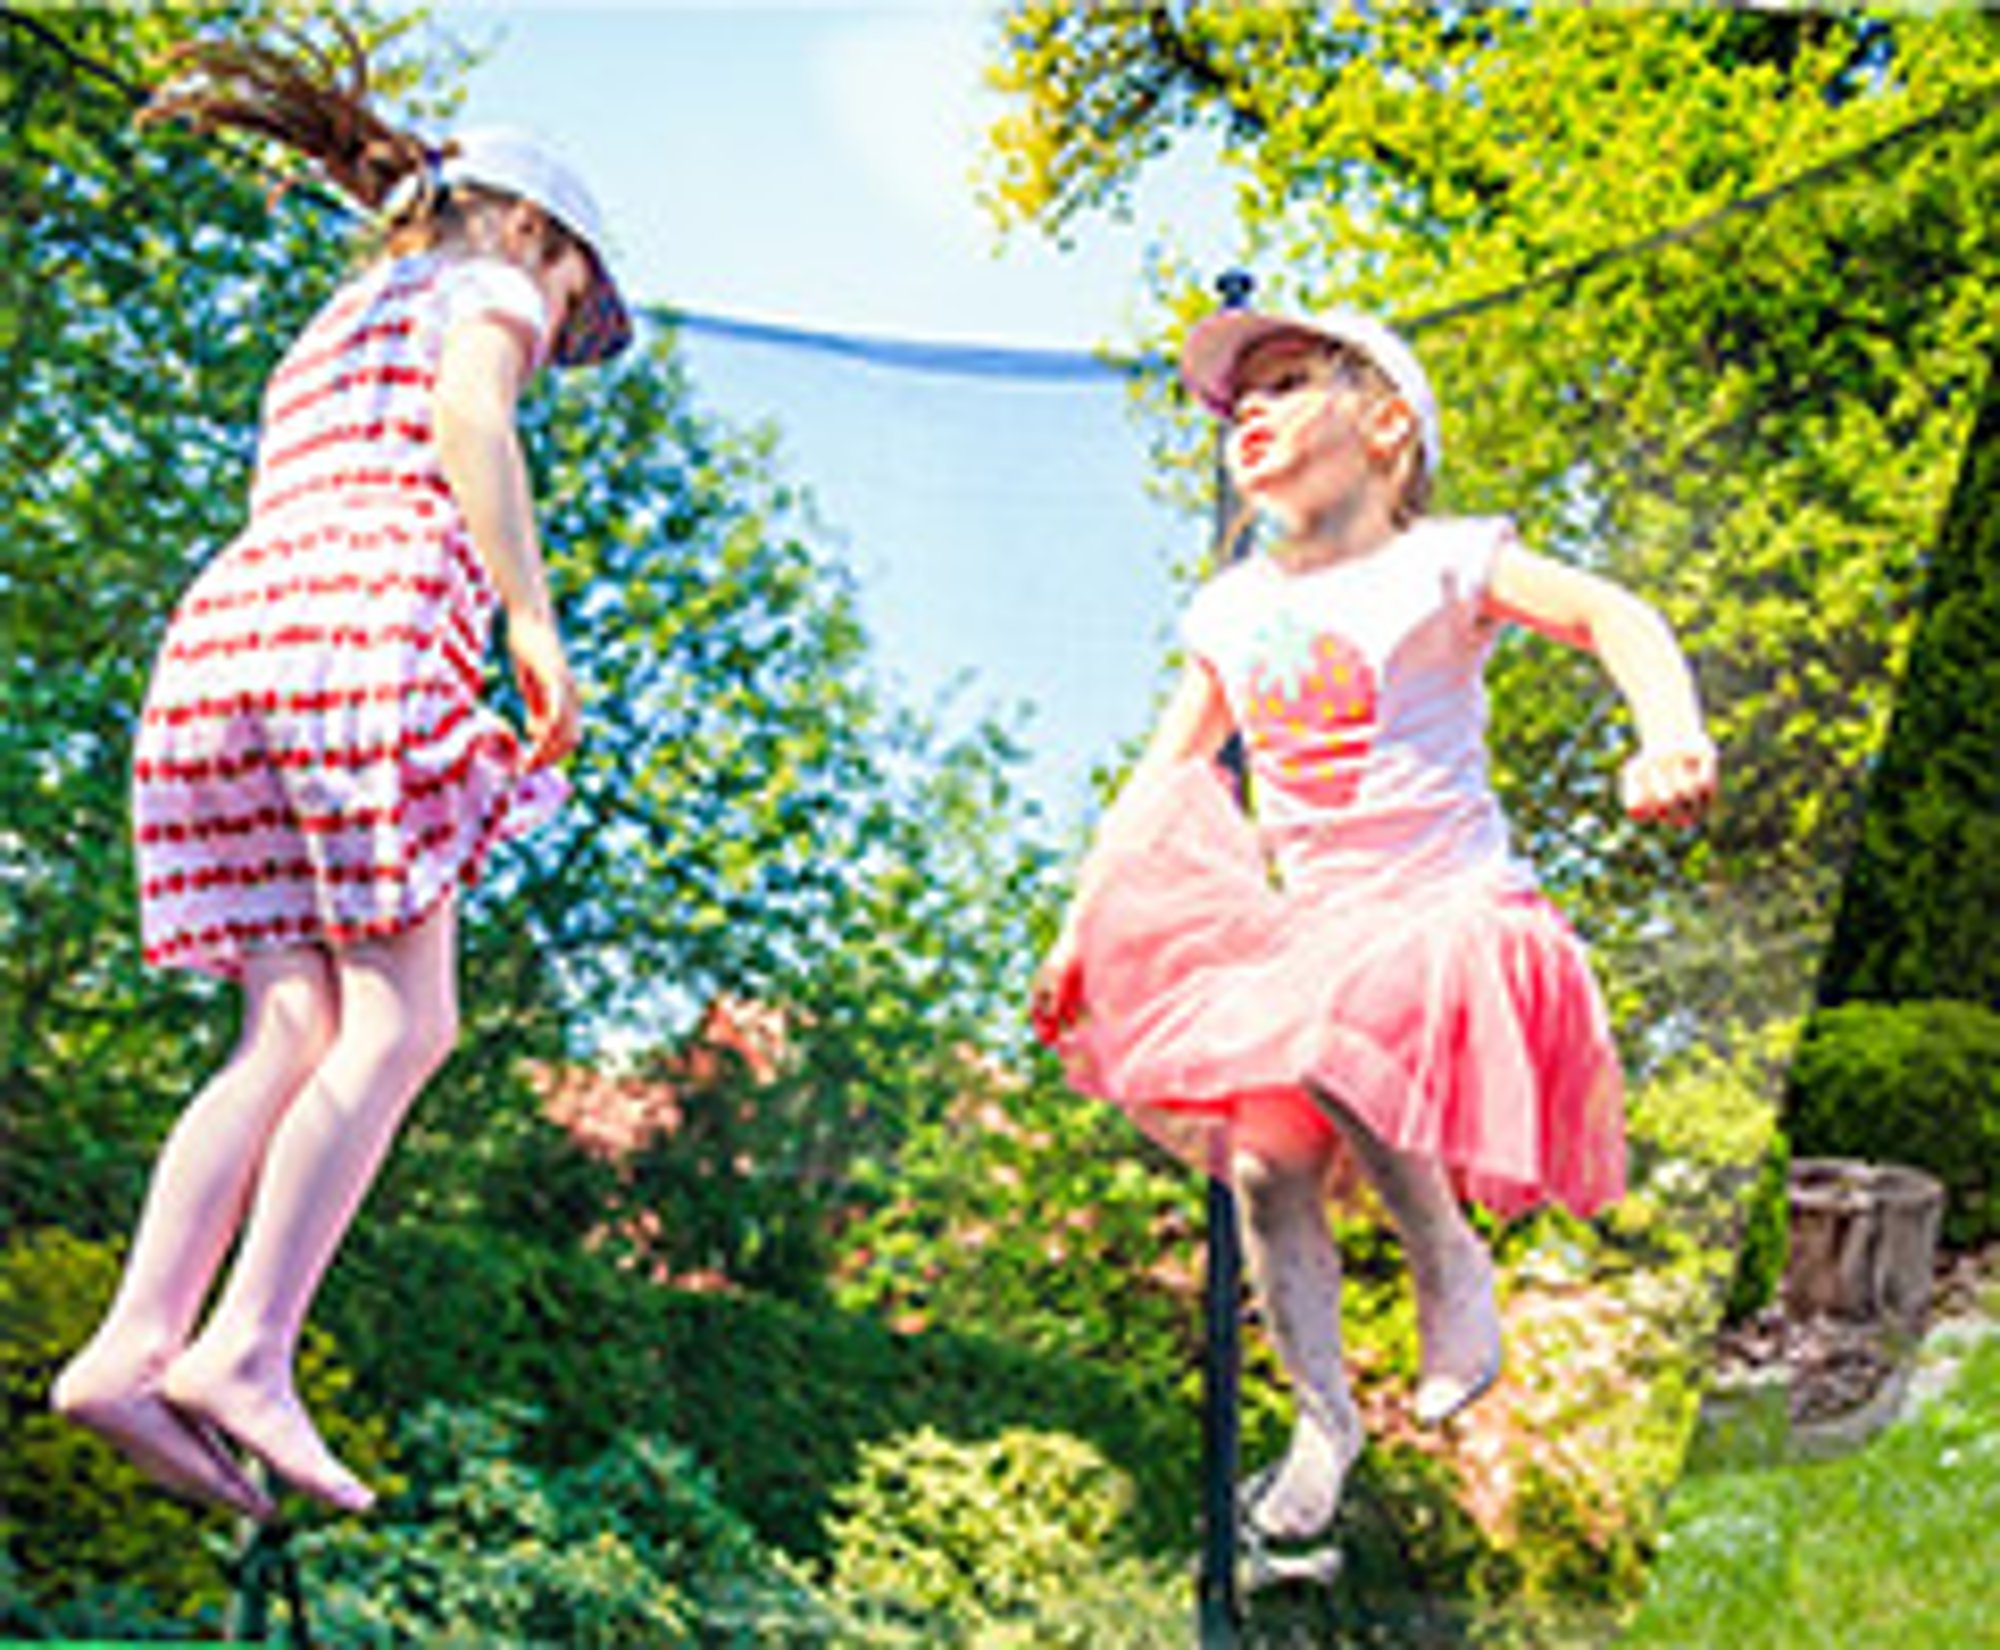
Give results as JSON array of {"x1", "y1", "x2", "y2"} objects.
[{"x1": 431, "y1": 2, "x2": 1240, "y2": 822}]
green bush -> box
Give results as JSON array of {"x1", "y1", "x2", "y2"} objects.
[
  {"x1": 1723, "y1": 1127, "x2": 1791, "y2": 1324},
  {"x1": 825, "y1": 1427, "x2": 1182, "y2": 1647},
  {"x1": 1612, "y1": 1039, "x2": 1788, "y2": 1331},
  {"x1": 318, "y1": 1226, "x2": 1196, "y2": 1563},
  {"x1": 0, "y1": 1227, "x2": 394, "y2": 1632},
  {"x1": 830, "y1": 1064, "x2": 1209, "y2": 1407},
  {"x1": 1784, "y1": 999, "x2": 2000, "y2": 1245},
  {"x1": 299, "y1": 1401, "x2": 819, "y2": 1646}
]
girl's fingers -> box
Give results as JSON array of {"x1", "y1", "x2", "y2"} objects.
[
  {"x1": 510, "y1": 629, "x2": 581, "y2": 770},
  {"x1": 528, "y1": 689, "x2": 579, "y2": 769},
  {"x1": 1622, "y1": 747, "x2": 1718, "y2": 826},
  {"x1": 1029, "y1": 959, "x2": 1085, "y2": 1046}
]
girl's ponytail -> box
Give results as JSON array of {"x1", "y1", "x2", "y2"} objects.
[
  {"x1": 141, "y1": 23, "x2": 633, "y2": 356},
  {"x1": 139, "y1": 21, "x2": 430, "y2": 215}
]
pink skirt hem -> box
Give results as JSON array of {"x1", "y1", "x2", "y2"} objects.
[{"x1": 1057, "y1": 761, "x2": 1625, "y2": 1219}]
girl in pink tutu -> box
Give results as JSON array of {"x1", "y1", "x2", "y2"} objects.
[
  {"x1": 52, "y1": 34, "x2": 631, "y2": 1520},
  {"x1": 1033, "y1": 308, "x2": 1716, "y2": 1548}
]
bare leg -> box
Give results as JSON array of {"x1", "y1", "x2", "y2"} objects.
[
  {"x1": 1313, "y1": 1088, "x2": 1501, "y2": 1426},
  {"x1": 165, "y1": 900, "x2": 459, "y2": 1512},
  {"x1": 53, "y1": 948, "x2": 337, "y2": 1519},
  {"x1": 1232, "y1": 1144, "x2": 1364, "y2": 1540}
]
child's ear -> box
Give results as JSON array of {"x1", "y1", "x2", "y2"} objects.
[
  {"x1": 1361, "y1": 394, "x2": 1417, "y2": 465},
  {"x1": 501, "y1": 199, "x2": 555, "y2": 260}
]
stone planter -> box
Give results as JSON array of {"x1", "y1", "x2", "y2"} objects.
[{"x1": 1784, "y1": 1158, "x2": 1946, "y2": 1329}]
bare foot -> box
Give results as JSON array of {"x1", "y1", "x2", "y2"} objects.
[
  {"x1": 1243, "y1": 1399, "x2": 1363, "y2": 1542},
  {"x1": 53, "y1": 1354, "x2": 273, "y2": 1520},
  {"x1": 163, "y1": 1347, "x2": 373, "y2": 1514},
  {"x1": 1412, "y1": 1235, "x2": 1502, "y2": 1427}
]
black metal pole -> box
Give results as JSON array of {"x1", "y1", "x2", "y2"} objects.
[
  {"x1": 227, "y1": 1466, "x2": 271, "y2": 1643},
  {"x1": 1198, "y1": 1162, "x2": 1244, "y2": 1647},
  {"x1": 227, "y1": 1462, "x2": 313, "y2": 1647},
  {"x1": 1197, "y1": 266, "x2": 1255, "y2": 1649}
]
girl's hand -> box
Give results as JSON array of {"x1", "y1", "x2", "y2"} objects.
[
  {"x1": 1030, "y1": 932, "x2": 1086, "y2": 1047},
  {"x1": 1620, "y1": 740, "x2": 1718, "y2": 828},
  {"x1": 506, "y1": 611, "x2": 582, "y2": 770}
]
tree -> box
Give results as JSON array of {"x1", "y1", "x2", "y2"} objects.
[{"x1": 1812, "y1": 346, "x2": 2000, "y2": 1009}]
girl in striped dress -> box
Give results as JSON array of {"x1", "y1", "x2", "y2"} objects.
[{"x1": 52, "y1": 34, "x2": 631, "y2": 1518}]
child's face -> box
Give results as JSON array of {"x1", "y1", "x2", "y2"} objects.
[
  {"x1": 1226, "y1": 333, "x2": 1409, "y2": 527},
  {"x1": 492, "y1": 203, "x2": 597, "y2": 368},
  {"x1": 529, "y1": 241, "x2": 597, "y2": 367},
  {"x1": 539, "y1": 244, "x2": 600, "y2": 364},
  {"x1": 1226, "y1": 336, "x2": 1371, "y2": 502}
]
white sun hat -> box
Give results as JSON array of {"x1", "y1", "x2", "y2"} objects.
[
  {"x1": 440, "y1": 126, "x2": 633, "y2": 368},
  {"x1": 1180, "y1": 306, "x2": 1442, "y2": 477}
]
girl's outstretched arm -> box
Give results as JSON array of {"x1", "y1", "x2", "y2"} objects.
[
  {"x1": 435, "y1": 313, "x2": 582, "y2": 770},
  {"x1": 1032, "y1": 664, "x2": 1234, "y2": 1040},
  {"x1": 1485, "y1": 541, "x2": 1717, "y2": 827}
]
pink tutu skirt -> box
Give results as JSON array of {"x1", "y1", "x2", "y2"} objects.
[{"x1": 1057, "y1": 762, "x2": 1625, "y2": 1218}]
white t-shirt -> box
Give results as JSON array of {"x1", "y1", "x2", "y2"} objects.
[{"x1": 1182, "y1": 515, "x2": 1535, "y2": 899}]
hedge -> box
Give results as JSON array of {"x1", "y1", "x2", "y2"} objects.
[
  {"x1": 317, "y1": 1225, "x2": 1198, "y2": 1564},
  {"x1": 1784, "y1": 998, "x2": 2000, "y2": 1246}
]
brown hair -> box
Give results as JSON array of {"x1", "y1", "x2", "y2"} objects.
[
  {"x1": 140, "y1": 22, "x2": 431, "y2": 212},
  {"x1": 138, "y1": 24, "x2": 577, "y2": 269}
]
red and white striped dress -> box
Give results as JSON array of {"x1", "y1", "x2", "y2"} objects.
[{"x1": 133, "y1": 252, "x2": 566, "y2": 978}]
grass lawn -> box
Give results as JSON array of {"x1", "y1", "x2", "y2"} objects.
[{"x1": 1621, "y1": 1322, "x2": 1999, "y2": 1647}]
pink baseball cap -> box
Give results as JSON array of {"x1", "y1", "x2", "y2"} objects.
[
  {"x1": 441, "y1": 126, "x2": 633, "y2": 369},
  {"x1": 1180, "y1": 306, "x2": 1442, "y2": 476}
]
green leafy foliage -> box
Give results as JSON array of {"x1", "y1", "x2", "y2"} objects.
[
  {"x1": 835, "y1": 1017, "x2": 1786, "y2": 1636},
  {"x1": 1723, "y1": 1126, "x2": 1791, "y2": 1326},
  {"x1": 298, "y1": 1400, "x2": 814, "y2": 1647},
  {"x1": 0, "y1": 1233, "x2": 230, "y2": 1635},
  {"x1": 503, "y1": 716, "x2": 1069, "y2": 1311},
  {"x1": 317, "y1": 1225, "x2": 1196, "y2": 1566},
  {"x1": 1815, "y1": 351, "x2": 2000, "y2": 1010},
  {"x1": 832, "y1": 1056, "x2": 1209, "y2": 1402},
  {"x1": 1784, "y1": 999, "x2": 2000, "y2": 1246},
  {"x1": 824, "y1": 1427, "x2": 1184, "y2": 1647},
  {"x1": 1451, "y1": 1046, "x2": 1782, "y2": 1623}
]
